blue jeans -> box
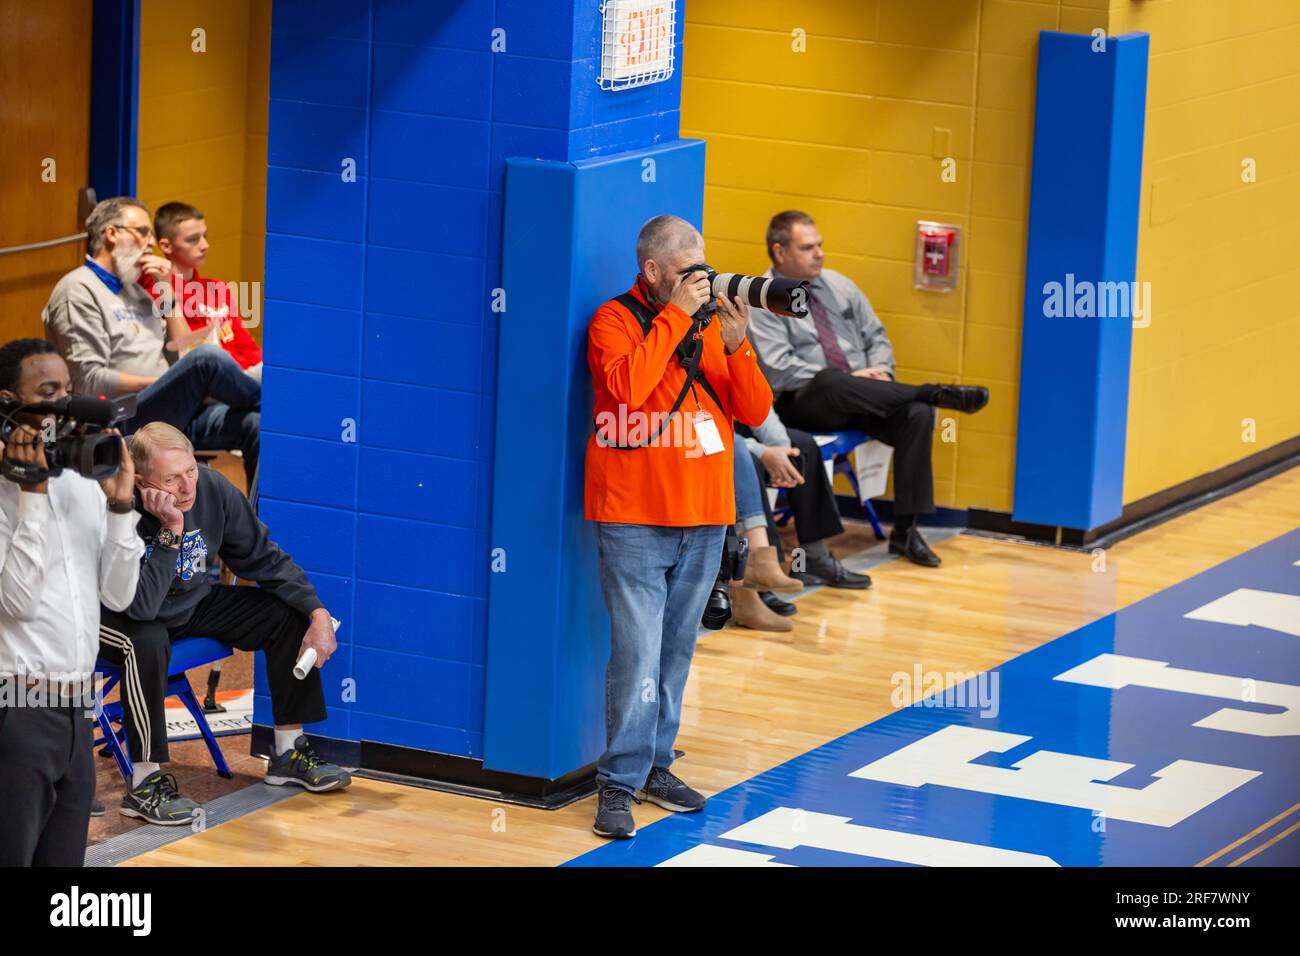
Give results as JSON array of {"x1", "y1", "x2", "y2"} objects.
[
  {"x1": 125, "y1": 345, "x2": 261, "y2": 487},
  {"x1": 595, "y1": 522, "x2": 727, "y2": 794},
  {"x1": 733, "y1": 430, "x2": 765, "y2": 528}
]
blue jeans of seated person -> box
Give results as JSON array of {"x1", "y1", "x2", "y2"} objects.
[
  {"x1": 595, "y1": 522, "x2": 727, "y2": 795},
  {"x1": 733, "y1": 430, "x2": 765, "y2": 528},
  {"x1": 123, "y1": 345, "x2": 261, "y2": 487}
]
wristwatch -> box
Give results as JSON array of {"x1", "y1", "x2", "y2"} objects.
[{"x1": 156, "y1": 528, "x2": 182, "y2": 549}]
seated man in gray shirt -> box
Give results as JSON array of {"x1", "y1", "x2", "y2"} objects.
[
  {"x1": 43, "y1": 197, "x2": 260, "y2": 489},
  {"x1": 99, "y1": 422, "x2": 350, "y2": 826},
  {"x1": 745, "y1": 210, "x2": 989, "y2": 567}
]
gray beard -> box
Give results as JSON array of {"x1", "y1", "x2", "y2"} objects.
[{"x1": 111, "y1": 246, "x2": 143, "y2": 286}]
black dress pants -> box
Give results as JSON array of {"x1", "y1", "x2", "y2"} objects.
[
  {"x1": 774, "y1": 368, "x2": 936, "y2": 516},
  {"x1": 0, "y1": 701, "x2": 94, "y2": 866},
  {"x1": 98, "y1": 585, "x2": 326, "y2": 764}
]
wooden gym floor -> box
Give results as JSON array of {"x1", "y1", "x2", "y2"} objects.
[{"x1": 117, "y1": 466, "x2": 1300, "y2": 867}]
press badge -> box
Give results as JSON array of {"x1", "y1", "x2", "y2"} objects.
[{"x1": 693, "y1": 411, "x2": 724, "y2": 456}]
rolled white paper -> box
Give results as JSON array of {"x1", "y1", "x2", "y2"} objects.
[{"x1": 293, "y1": 647, "x2": 318, "y2": 680}]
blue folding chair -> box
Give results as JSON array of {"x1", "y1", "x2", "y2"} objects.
[
  {"x1": 773, "y1": 429, "x2": 886, "y2": 540},
  {"x1": 94, "y1": 637, "x2": 235, "y2": 782}
]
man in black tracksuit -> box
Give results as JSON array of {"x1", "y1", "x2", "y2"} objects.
[{"x1": 99, "y1": 421, "x2": 350, "y2": 826}]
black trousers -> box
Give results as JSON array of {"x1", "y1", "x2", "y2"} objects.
[
  {"x1": 741, "y1": 426, "x2": 844, "y2": 562},
  {"x1": 0, "y1": 701, "x2": 94, "y2": 866},
  {"x1": 775, "y1": 368, "x2": 936, "y2": 516},
  {"x1": 98, "y1": 585, "x2": 327, "y2": 764}
]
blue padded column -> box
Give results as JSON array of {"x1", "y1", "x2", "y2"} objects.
[
  {"x1": 484, "y1": 140, "x2": 706, "y2": 780},
  {"x1": 89, "y1": 0, "x2": 140, "y2": 198},
  {"x1": 1013, "y1": 31, "x2": 1150, "y2": 530}
]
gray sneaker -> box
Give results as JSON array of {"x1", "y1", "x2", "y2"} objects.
[
  {"x1": 636, "y1": 767, "x2": 707, "y2": 813},
  {"x1": 593, "y1": 785, "x2": 639, "y2": 839},
  {"x1": 121, "y1": 771, "x2": 200, "y2": 826},
  {"x1": 265, "y1": 735, "x2": 352, "y2": 792}
]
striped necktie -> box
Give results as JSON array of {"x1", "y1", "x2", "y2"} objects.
[{"x1": 808, "y1": 288, "x2": 851, "y2": 371}]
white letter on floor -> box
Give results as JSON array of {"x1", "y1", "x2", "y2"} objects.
[
  {"x1": 1184, "y1": 588, "x2": 1300, "y2": 638},
  {"x1": 849, "y1": 725, "x2": 1258, "y2": 827},
  {"x1": 1055, "y1": 653, "x2": 1299, "y2": 736}
]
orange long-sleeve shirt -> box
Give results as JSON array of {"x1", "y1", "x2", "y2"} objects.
[{"x1": 584, "y1": 279, "x2": 774, "y2": 526}]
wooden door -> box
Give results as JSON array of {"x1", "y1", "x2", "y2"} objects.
[{"x1": 0, "y1": 0, "x2": 93, "y2": 345}]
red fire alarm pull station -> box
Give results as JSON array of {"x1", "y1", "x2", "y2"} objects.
[{"x1": 914, "y1": 221, "x2": 961, "y2": 292}]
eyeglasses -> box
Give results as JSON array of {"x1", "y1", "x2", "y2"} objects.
[{"x1": 111, "y1": 222, "x2": 154, "y2": 241}]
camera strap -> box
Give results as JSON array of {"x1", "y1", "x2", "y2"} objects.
[{"x1": 602, "y1": 292, "x2": 725, "y2": 450}]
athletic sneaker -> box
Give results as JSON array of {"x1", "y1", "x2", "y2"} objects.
[
  {"x1": 121, "y1": 771, "x2": 199, "y2": 826},
  {"x1": 636, "y1": 766, "x2": 707, "y2": 813},
  {"x1": 90, "y1": 798, "x2": 105, "y2": 817},
  {"x1": 265, "y1": 735, "x2": 352, "y2": 792},
  {"x1": 592, "y1": 786, "x2": 639, "y2": 839}
]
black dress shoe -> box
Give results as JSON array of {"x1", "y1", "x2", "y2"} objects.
[
  {"x1": 888, "y1": 527, "x2": 942, "y2": 567},
  {"x1": 759, "y1": 591, "x2": 798, "y2": 616},
  {"x1": 794, "y1": 553, "x2": 872, "y2": 589},
  {"x1": 929, "y1": 384, "x2": 989, "y2": 413}
]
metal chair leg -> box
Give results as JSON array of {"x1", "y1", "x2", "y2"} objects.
[{"x1": 174, "y1": 678, "x2": 234, "y2": 779}]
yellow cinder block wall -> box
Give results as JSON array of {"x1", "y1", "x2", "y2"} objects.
[
  {"x1": 137, "y1": 0, "x2": 270, "y2": 343},
  {"x1": 683, "y1": 0, "x2": 1112, "y2": 513},
  {"x1": 685, "y1": 0, "x2": 1298, "y2": 516},
  {"x1": 1111, "y1": 0, "x2": 1300, "y2": 503}
]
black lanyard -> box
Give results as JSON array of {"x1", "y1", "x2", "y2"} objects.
[{"x1": 602, "y1": 291, "x2": 723, "y2": 450}]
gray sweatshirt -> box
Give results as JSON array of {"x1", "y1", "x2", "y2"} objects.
[
  {"x1": 124, "y1": 466, "x2": 323, "y2": 629},
  {"x1": 740, "y1": 407, "x2": 793, "y2": 459},
  {"x1": 43, "y1": 263, "x2": 173, "y2": 397}
]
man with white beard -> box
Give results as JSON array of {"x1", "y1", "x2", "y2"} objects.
[{"x1": 42, "y1": 198, "x2": 261, "y2": 488}]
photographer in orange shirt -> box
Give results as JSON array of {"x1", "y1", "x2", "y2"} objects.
[{"x1": 584, "y1": 215, "x2": 772, "y2": 839}]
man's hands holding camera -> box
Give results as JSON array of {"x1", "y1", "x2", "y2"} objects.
[
  {"x1": 97, "y1": 429, "x2": 134, "y2": 509},
  {"x1": 715, "y1": 293, "x2": 750, "y2": 354},
  {"x1": 140, "y1": 487, "x2": 184, "y2": 537},
  {"x1": 2, "y1": 425, "x2": 50, "y2": 493},
  {"x1": 669, "y1": 269, "x2": 712, "y2": 317},
  {"x1": 668, "y1": 270, "x2": 750, "y2": 353}
]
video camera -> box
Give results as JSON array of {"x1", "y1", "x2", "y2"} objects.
[
  {"x1": 683, "y1": 264, "x2": 811, "y2": 323},
  {"x1": 0, "y1": 394, "x2": 136, "y2": 485}
]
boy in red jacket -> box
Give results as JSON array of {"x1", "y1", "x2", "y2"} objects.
[{"x1": 151, "y1": 202, "x2": 263, "y2": 382}]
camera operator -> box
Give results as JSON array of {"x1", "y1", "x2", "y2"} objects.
[
  {"x1": 585, "y1": 215, "x2": 773, "y2": 839},
  {"x1": 0, "y1": 339, "x2": 142, "y2": 867}
]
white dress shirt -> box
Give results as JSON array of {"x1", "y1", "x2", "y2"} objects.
[{"x1": 0, "y1": 472, "x2": 143, "y2": 682}]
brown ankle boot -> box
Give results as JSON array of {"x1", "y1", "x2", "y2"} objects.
[
  {"x1": 743, "y1": 546, "x2": 803, "y2": 593},
  {"x1": 729, "y1": 584, "x2": 793, "y2": 632}
]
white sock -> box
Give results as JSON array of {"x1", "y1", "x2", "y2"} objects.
[
  {"x1": 274, "y1": 728, "x2": 301, "y2": 756},
  {"x1": 132, "y1": 762, "x2": 160, "y2": 787}
]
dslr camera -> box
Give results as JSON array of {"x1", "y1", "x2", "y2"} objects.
[
  {"x1": 701, "y1": 528, "x2": 749, "y2": 630},
  {"x1": 682, "y1": 264, "x2": 811, "y2": 322},
  {"x1": 0, "y1": 394, "x2": 135, "y2": 485}
]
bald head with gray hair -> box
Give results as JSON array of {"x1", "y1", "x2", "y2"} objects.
[
  {"x1": 85, "y1": 197, "x2": 150, "y2": 255},
  {"x1": 129, "y1": 421, "x2": 194, "y2": 478},
  {"x1": 636, "y1": 215, "x2": 703, "y2": 272}
]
